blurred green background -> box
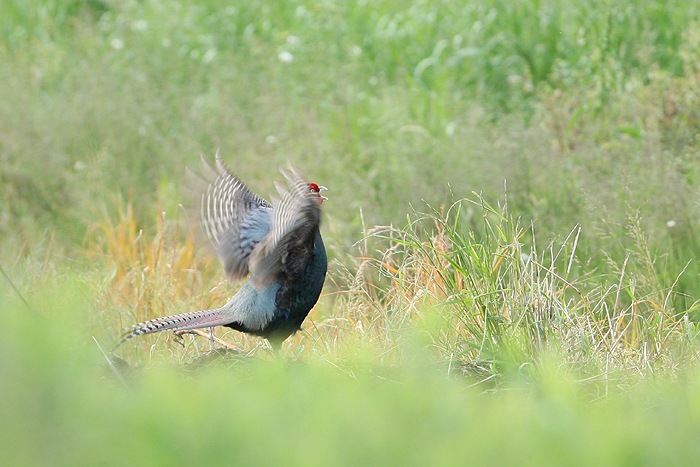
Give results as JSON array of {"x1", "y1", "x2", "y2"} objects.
[{"x1": 2, "y1": 0, "x2": 700, "y2": 464}]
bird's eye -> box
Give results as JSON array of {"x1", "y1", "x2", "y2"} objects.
[{"x1": 308, "y1": 182, "x2": 320, "y2": 193}]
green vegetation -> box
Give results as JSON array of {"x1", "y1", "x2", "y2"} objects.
[{"x1": 2, "y1": 0, "x2": 700, "y2": 464}]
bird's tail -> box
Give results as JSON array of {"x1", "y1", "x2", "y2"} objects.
[{"x1": 117, "y1": 308, "x2": 231, "y2": 348}]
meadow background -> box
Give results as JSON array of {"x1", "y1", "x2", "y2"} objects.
[{"x1": 2, "y1": 0, "x2": 700, "y2": 464}]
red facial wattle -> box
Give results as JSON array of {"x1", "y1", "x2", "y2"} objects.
[{"x1": 308, "y1": 182, "x2": 328, "y2": 204}]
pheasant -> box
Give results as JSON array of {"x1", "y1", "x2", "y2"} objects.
[{"x1": 121, "y1": 154, "x2": 328, "y2": 350}]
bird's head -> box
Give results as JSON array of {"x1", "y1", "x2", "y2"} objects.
[{"x1": 308, "y1": 182, "x2": 328, "y2": 205}]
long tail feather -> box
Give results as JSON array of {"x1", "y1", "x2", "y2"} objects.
[{"x1": 118, "y1": 308, "x2": 232, "y2": 347}]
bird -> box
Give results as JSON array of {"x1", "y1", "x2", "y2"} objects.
[{"x1": 120, "y1": 154, "x2": 328, "y2": 350}]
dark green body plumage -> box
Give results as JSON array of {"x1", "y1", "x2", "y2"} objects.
[{"x1": 225, "y1": 230, "x2": 327, "y2": 348}]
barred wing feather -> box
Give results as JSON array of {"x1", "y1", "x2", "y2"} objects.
[{"x1": 200, "y1": 153, "x2": 273, "y2": 281}]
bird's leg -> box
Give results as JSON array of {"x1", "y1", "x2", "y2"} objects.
[{"x1": 265, "y1": 339, "x2": 283, "y2": 359}]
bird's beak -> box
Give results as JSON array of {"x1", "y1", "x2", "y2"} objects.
[{"x1": 319, "y1": 185, "x2": 328, "y2": 201}]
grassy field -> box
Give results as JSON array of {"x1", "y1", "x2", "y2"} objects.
[{"x1": 2, "y1": 0, "x2": 700, "y2": 464}]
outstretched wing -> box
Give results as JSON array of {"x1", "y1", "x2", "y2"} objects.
[
  {"x1": 249, "y1": 165, "x2": 321, "y2": 287},
  {"x1": 200, "y1": 152, "x2": 273, "y2": 281}
]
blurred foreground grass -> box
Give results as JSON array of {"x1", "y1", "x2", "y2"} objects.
[{"x1": 2, "y1": 289, "x2": 700, "y2": 466}]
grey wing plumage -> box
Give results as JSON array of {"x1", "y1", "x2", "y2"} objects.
[
  {"x1": 201, "y1": 152, "x2": 273, "y2": 281},
  {"x1": 249, "y1": 165, "x2": 322, "y2": 286}
]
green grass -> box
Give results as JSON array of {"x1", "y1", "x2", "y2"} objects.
[
  {"x1": 2, "y1": 0, "x2": 700, "y2": 464},
  {"x1": 3, "y1": 292, "x2": 700, "y2": 465}
]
